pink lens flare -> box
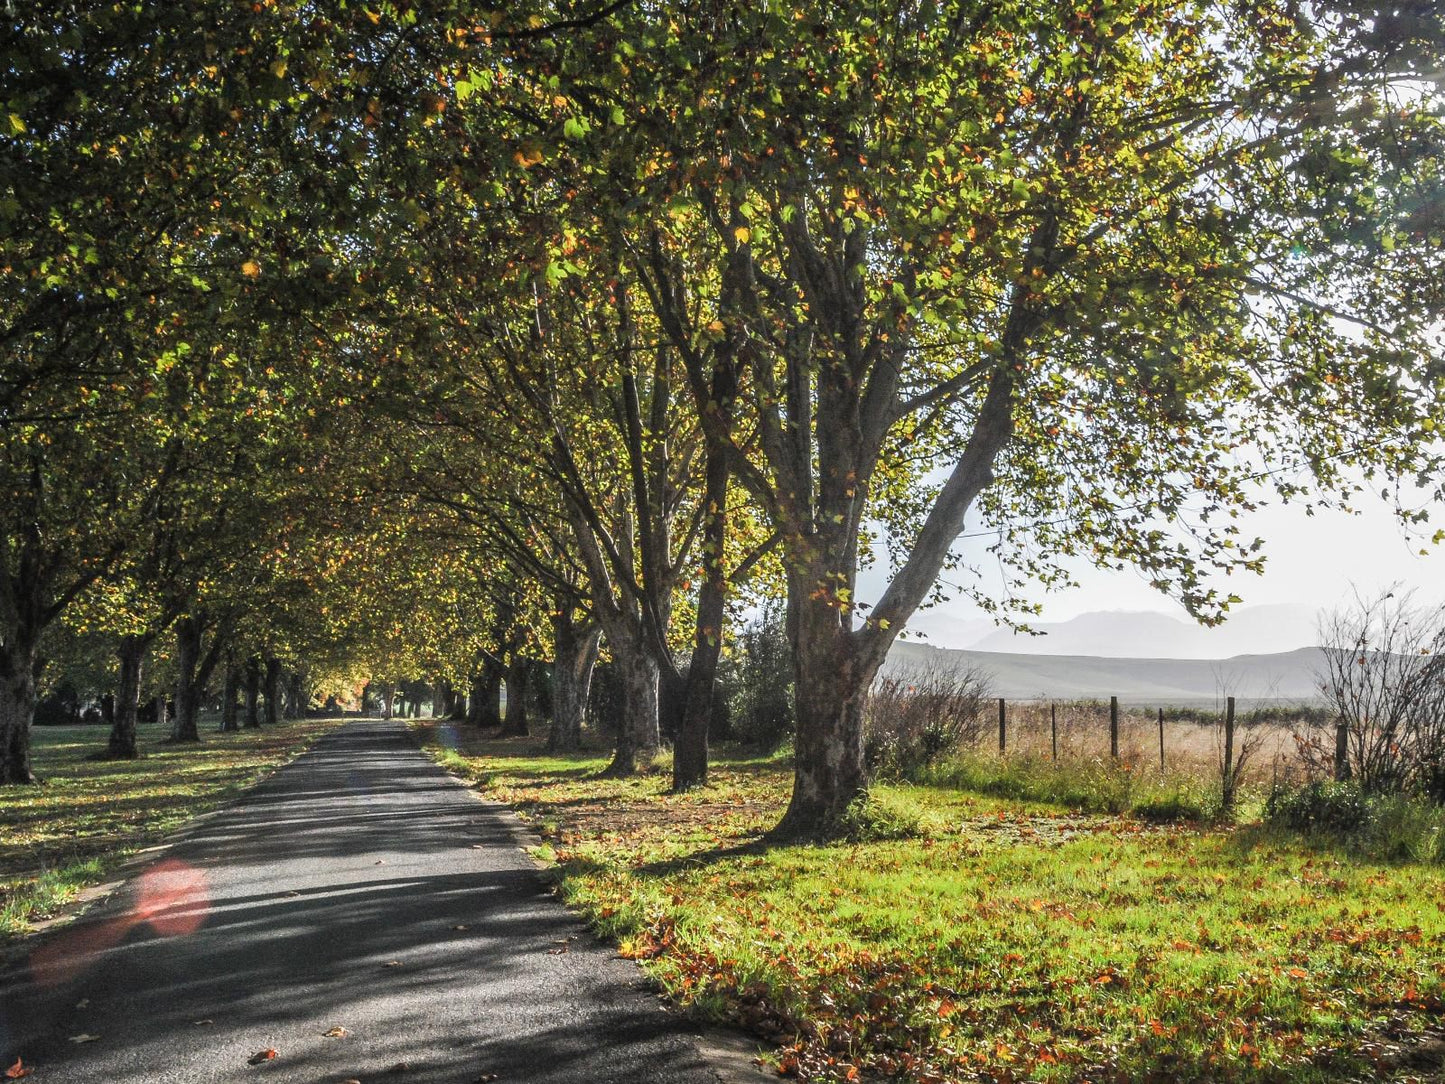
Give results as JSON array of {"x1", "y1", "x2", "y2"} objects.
[{"x1": 29, "y1": 859, "x2": 210, "y2": 988}]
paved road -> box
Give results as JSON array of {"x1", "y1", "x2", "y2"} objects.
[{"x1": 0, "y1": 721, "x2": 737, "y2": 1083}]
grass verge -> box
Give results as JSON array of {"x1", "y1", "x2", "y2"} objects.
[
  {"x1": 420, "y1": 722, "x2": 1445, "y2": 1083},
  {"x1": 0, "y1": 717, "x2": 346, "y2": 940}
]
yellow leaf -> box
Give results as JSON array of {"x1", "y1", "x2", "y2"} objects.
[
  {"x1": 6, "y1": 113, "x2": 24, "y2": 135},
  {"x1": 241, "y1": 260, "x2": 261, "y2": 278},
  {"x1": 734, "y1": 226, "x2": 751, "y2": 244}
]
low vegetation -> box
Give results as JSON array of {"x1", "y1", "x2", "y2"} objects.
[
  {"x1": 0, "y1": 718, "x2": 343, "y2": 940},
  {"x1": 421, "y1": 722, "x2": 1445, "y2": 1083}
]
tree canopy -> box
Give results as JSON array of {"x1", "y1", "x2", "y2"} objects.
[{"x1": 2, "y1": 0, "x2": 1442, "y2": 833}]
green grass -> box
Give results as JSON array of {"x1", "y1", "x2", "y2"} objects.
[
  {"x1": 0, "y1": 717, "x2": 345, "y2": 939},
  {"x1": 421, "y1": 723, "x2": 1445, "y2": 1083}
]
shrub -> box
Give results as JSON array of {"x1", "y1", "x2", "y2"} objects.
[
  {"x1": 839, "y1": 789, "x2": 929, "y2": 842},
  {"x1": 722, "y1": 609, "x2": 795, "y2": 751},
  {"x1": 1132, "y1": 793, "x2": 1207, "y2": 824},
  {"x1": 864, "y1": 663, "x2": 990, "y2": 778},
  {"x1": 1314, "y1": 588, "x2": 1445, "y2": 794},
  {"x1": 33, "y1": 681, "x2": 81, "y2": 727},
  {"x1": 1265, "y1": 780, "x2": 1368, "y2": 833}
]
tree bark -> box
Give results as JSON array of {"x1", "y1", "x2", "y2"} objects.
[
  {"x1": 772, "y1": 586, "x2": 871, "y2": 837},
  {"x1": 243, "y1": 656, "x2": 261, "y2": 728},
  {"x1": 108, "y1": 635, "x2": 147, "y2": 757},
  {"x1": 379, "y1": 682, "x2": 395, "y2": 720},
  {"x1": 549, "y1": 619, "x2": 600, "y2": 752},
  {"x1": 170, "y1": 615, "x2": 204, "y2": 743},
  {"x1": 501, "y1": 658, "x2": 530, "y2": 736},
  {"x1": 285, "y1": 671, "x2": 306, "y2": 719},
  {"x1": 0, "y1": 639, "x2": 40, "y2": 784},
  {"x1": 468, "y1": 664, "x2": 502, "y2": 727},
  {"x1": 674, "y1": 431, "x2": 730, "y2": 790},
  {"x1": 606, "y1": 639, "x2": 660, "y2": 775},
  {"x1": 220, "y1": 664, "x2": 240, "y2": 732},
  {"x1": 263, "y1": 655, "x2": 282, "y2": 727}
]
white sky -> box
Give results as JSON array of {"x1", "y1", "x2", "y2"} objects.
[{"x1": 861, "y1": 490, "x2": 1445, "y2": 646}]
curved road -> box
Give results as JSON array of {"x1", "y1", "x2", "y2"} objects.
[{"x1": 0, "y1": 721, "x2": 741, "y2": 1083}]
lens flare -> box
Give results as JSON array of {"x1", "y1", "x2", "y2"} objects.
[{"x1": 29, "y1": 859, "x2": 210, "y2": 988}]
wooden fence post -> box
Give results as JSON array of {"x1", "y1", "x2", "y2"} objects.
[
  {"x1": 1334, "y1": 718, "x2": 1350, "y2": 781},
  {"x1": 1157, "y1": 707, "x2": 1165, "y2": 773},
  {"x1": 997, "y1": 697, "x2": 1006, "y2": 753},
  {"x1": 1050, "y1": 702, "x2": 1057, "y2": 761},
  {"x1": 1222, "y1": 695, "x2": 1237, "y2": 809},
  {"x1": 1109, "y1": 696, "x2": 1119, "y2": 760}
]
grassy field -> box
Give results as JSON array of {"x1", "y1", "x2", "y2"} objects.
[
  {"x1": 0, "y1": 717, "x2": 345, "y2": 940},
  {"x1": 420, "y1": 722, "x2": 1445, "y2": 1083}
]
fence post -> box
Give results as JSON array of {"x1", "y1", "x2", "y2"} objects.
[
  {"x1": 1222, "y1": 695, "x2": 1237, "y2": 809},
  {"x1": 1050, "y1": 702, "x2": 1057, "y2": 761},
  {"x1": 1109, "y1": 696, "x2": 1119, "y2": 759},
  {"x1": 1157, "y1": 707, "x2": 1165, "y2": 773},
  {"x1": 997, "y1": 697, "x2": 1006, "y2": 753},
  {"x1": 1334, "y1": 718, "x2": 1350, "y2": 781}
]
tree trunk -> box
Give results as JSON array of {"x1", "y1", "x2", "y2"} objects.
[
  {"x1": 264, "y1": 655, "x2": 282, "y2": 727},
  {"x1": 379, "y1": 682, "x2": 395, "y2": 720},
  {"x1": 469, "y1": 664, "x2": 502, "y2": 727},
  {"x1": 550, "y1": 621, "x2": 600, "y2": 752},
  {"x1": 674, "y1": 435, "x2": 729, "y2": 789},
  {"x1": 501, "y1": 658, "x2": 530, "y2": 736},
  {"x1": 171, "y1": 616, "x2": 203, "y2": 743},
  {"x1": 154, "y1": 690, "x2": 169, "y2": 735},
  {"x1": 773, "y1": 590, "x2": 871, "y2": 838},
  {"x1": 108, "y1": 635, "x2": 147, "y2": 757},
  {"x1": 606, "y1": 639, "x2": 660, "y2": 775},
  {"x1": 243, "y1": 656, "x2": 261, "y2": 728},
  {"x1": 220, "y1": 664, "x2": 240, "y2": 732},
  {"x1": 286, "y1": 671, "x2": 306, "y2": 719},
  {"x1": 0, "y1": 639, "x2": 40, "y2": 784}
]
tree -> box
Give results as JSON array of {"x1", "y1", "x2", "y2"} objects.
[{"x1": 588, "y1": 0, "x2": 1445, "y2": 833}]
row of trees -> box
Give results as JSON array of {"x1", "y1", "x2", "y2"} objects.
[{"x1": 3, "y1": 1, "x2": 1443, "y2": 834}]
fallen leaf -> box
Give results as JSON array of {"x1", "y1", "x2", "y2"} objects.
[
  {"x1": 194, "y1": 1019, "x2": 214, "y2": 1026},
  {"x1": 452, "y1": 925, "x2": 469, "y2": 931},
  {"x1": 374, "y1": 860, "x2": 386, "y2": 865},
  {"x1": 248, "y1": 1049, "x2": 278, "y2": 1065},
  {"x1": 476, "y1": 1075, "x2": 499, "y2": 1082},
  {"x1": 322, "y1": 1027, "x2": 350, "y2": 1038},
  {"x1": 388, "y1": 1062, "x2": 410, "y2": 1073},
  {"x1": 384, "y1": 960, "x2": 402, "y2": 968},
  {"x1": 75, "y1": 998, "x2": 90, "y2": 1009},
  {"x1": 68, "y1": 1034, "x2": 101, "y2": 1044},
  {"x1": 5, "y1": 1059, "x2": 33, "y2": 1080}
]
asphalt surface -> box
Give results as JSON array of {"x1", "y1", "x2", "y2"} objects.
[{"x1": 0, "y1": 720, "x2": 734, "y2": 1083}]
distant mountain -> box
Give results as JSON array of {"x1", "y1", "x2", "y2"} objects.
[
  {"x1": 885, "y1": 640, "x2": 1325, "y2": 703},
  {"x1": 963, "y1": 603, "x2": 1318, "y2": 659}
]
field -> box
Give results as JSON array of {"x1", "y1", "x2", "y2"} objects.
[
  {"x1": 420, "y1": 721, "x2": 1445, "y2": 1083},
  {"x1": 0, "y1": 717, "x2": 344, "y2": 940},
  {"x1": 988, "y1": 700, "x2": 1312, "y2": 782}
]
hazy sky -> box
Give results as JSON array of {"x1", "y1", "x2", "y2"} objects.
[{"x1": 860, "y1": 488, "x2": 1445, "y2": 647}]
